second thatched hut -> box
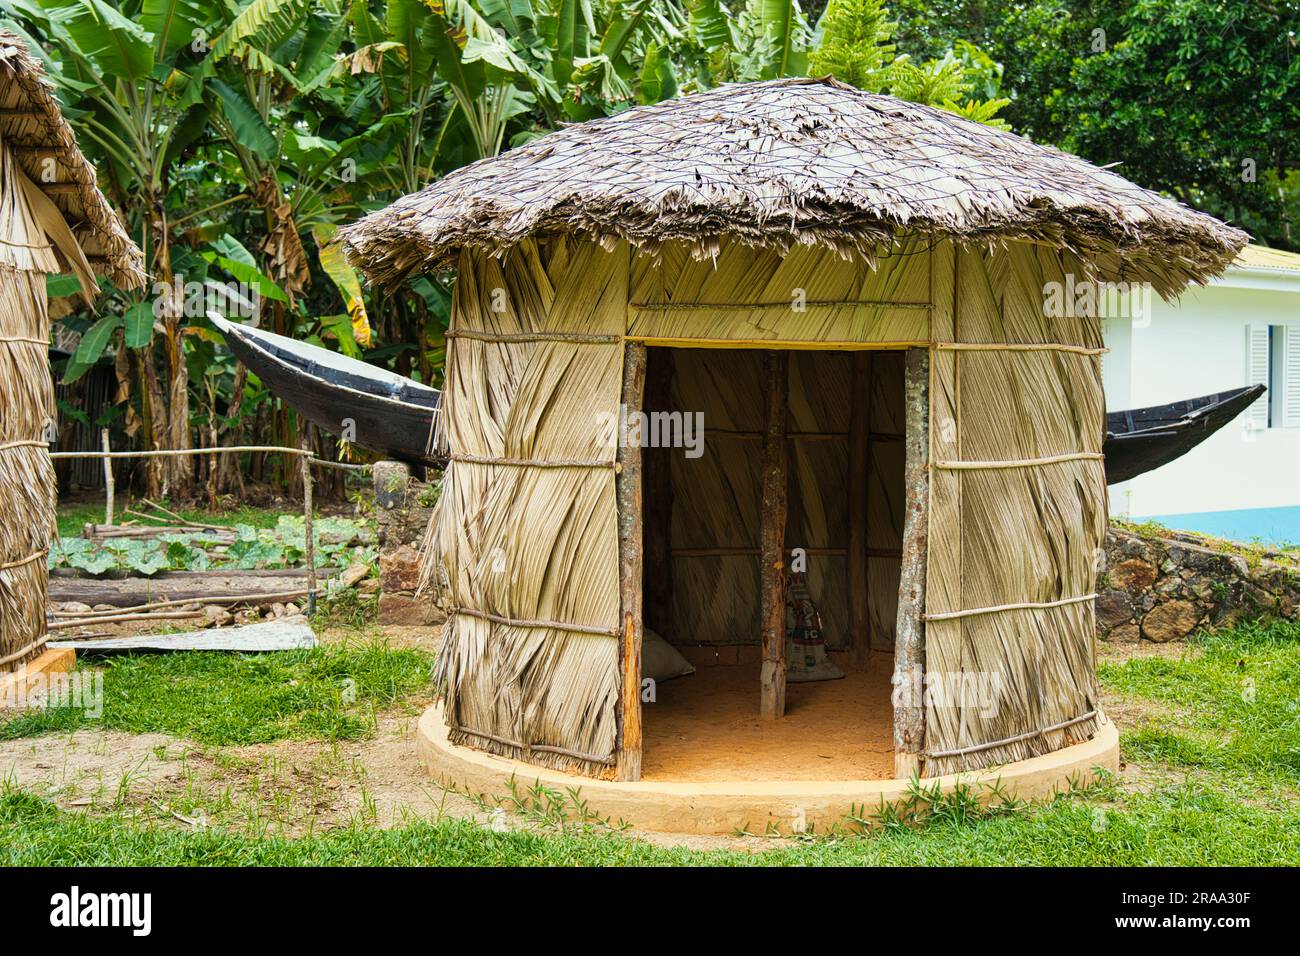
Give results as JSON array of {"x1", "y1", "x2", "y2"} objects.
[
  {"x1": 343, "y1": 77, "x2": 1246, "y2": 785},
  {"x1": 0, "y1": 33, "x2": 145, "y2": 680}
]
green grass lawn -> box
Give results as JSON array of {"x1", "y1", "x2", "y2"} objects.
[
  {"x1": 2, "y1": 620, "x2": 1298, "y2": 866},
  {"x1": 56, "y1": 499, "x2": 292, "y2": 539},
  {"x1": 0, "y1": 642, "x2": 431, "y2": 745}
]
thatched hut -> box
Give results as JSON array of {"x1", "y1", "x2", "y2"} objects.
[
  {"x1": 343, "y1": 77, "x2": 1245, "y2": 786},
  {"x1": 0, "y1": 32, "x2": 145, "y2": 677}
]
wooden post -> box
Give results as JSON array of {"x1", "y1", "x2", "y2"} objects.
[
  {"x1": 616, "y1": 342, "x2": 647, "y2": 781},
  {"x1": 848, "y1": 352, "x2": 873, "y2": 669},
  {"x1": 759, "y1": 350, "x2": 789, "y2": 719},
  {"x1": 100, "y1": 428, "x2": 114, "y2": 527},
  {"x1": 643, "y1": 348, "x2": 674, "y2": 633},
  {"x1": 300, "y1": 437, "x2": 317, "y2": 617},
  {"x1": 893, "y1": 348, "x2": 930, "y2": 777}
]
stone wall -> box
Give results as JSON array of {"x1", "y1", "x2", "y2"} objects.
[
  {"x1": 373, "y1": 461, "x2": 444, "y2": 627},
  {"x1": 1097, "y1": 528, "x2": 1300, "y2": 643}
]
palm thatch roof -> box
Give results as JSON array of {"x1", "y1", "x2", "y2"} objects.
[
  {"x1": 342, "y1": 76, "x2": 1247, "y2": 296},
  {"x1": 0, "y1": 30, "x2": 146, "y2": 292}
]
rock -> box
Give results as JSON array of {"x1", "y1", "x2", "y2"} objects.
[
  {"x1": 202, "y1": 605, "x2": 234, "y2": 627},
  {"x1": 92, "y1": 604, "x2": 116, "y2": 612},
  {"x1": 358, "y1": 577, "x2": 380, "y2": 595},
  {"x1": 1109, "y1": 559, "x2": 1157, "y2": 592},
  {"x1": 285, "y1": 602, "x2": 300, "y2": 615},
  {"x1": 1155, "y1": 575, "x2": 1184, "y2": 596},
  {"x1": 59, "y1": 601, "x2": 93, "y2": 614},
  {"x1": 380, "y1": 544, "x2": 423, "y2": 593},
  {"x1": 1106, "y1": 623, "x2": 1141, "y2": 644},
  {"x1": 338, "y1": 561, "x2": 370, "y2": 589},
  {"x1": 1095, "y1": 589, "x2": 1133, "y2": 630},
  {"x1": 1111, "y1": 530, "x2": 1158, "y2": 564},
  {"x1": 373, "y1": 460, "x2": 412, "y2": 510},
  {"x1": 1141, "y1": 600, "x2": 1203, "y2": 643},
  {"x1": 377, "y1": 592, "x2": 446, "y2": 627},
  {"x1": 1168, "y1": 543, "x2": 1250, "y2": 578},
  {"x1": 270, "y1": 602, "x2": 287, "y2": 618}
]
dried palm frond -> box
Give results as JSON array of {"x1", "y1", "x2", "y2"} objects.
[
  {"x1": 427, "y1": 240, "x2": 624, "y2": 775},
  {"x1": 0, "y1": 157, "x2": 56, "y2": 671},
  {"x1": 0, "y1": 32, "x2": 145, "y2": 291},
  {"x1": 343, "y1": 76, "x2": 1246, "y2": 299}
]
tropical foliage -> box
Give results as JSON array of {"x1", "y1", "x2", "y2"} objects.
[
  {"x1": 15, "y1": 1, "x2": 1274, "y2": 501},
  {"x1": 891, "y1": 0, "x2": 1300, "y2": 249}
]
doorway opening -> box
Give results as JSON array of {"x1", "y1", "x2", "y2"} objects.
[{"x1": 637, "y1": 347, "x2": 907, "y2": 781}]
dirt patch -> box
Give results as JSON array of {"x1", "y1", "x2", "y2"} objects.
[
  {"x1": 0, "y1": 703, "x2": 765, "y2": 851},
  {"x1": 0, "y1": 703, "x2": 477, "y2": 836},
  {"x1": 1100, "y1": 690, "x2": 1179, "y2": 732},
  {"x1": 1097, "y1": 640, "x2": 1205, "y2": 664},
  {"x1": 317, "y1": 624, "x2": 441, "y2": 653}
]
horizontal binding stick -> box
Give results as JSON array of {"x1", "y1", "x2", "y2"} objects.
[
  {"x1": 0, "y1": 549, "x2": 47, "y2": 571},
  {"x1": 0, "y1": 636, "x2": 48, "y2": 667},
  {"x1": 623, "y1": 336, "x2": 931, "y2": 352},
  {"x1": 932, "y1": 342, "x2": 1108, "y2": 355},
  {"x1": 933, "y1": 451, "x2": 1104, "y2": 470},
  {"x1": 630, "y1": 299, "x2": 932, "y2": 311},
  {"x1": 451, "y1": 605, "x2": 620, "y2": 637},
  {"x1": 925, "y1": 710, "x2": 1098, "y2": 759},
  {"x1": 0, "y1": 440, "x2": 49, "y2": 451},
  {"x1": 671, "y1": 546, "x2": 900, "y2": 558},
  {"x1": 448, "y1": 453, "x2": 617, "y2": 469},
  {"x1": 444, "y1": 329, "x2": 621, "y2": 344},
  {"x1": 924, "y1": 593, "x2": 1097, "y2": 622},
  {"x1": 451, "y1": 726, "x2": 615, "y2": 766}
]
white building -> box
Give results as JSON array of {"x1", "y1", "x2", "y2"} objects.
[{"x1": 1103, "y1": 245, "x2": 1300, "y2": 545}]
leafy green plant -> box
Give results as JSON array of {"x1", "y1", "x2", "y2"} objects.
[{"x1": 47, "y1": 517, "x2": 375, "y2": 577}]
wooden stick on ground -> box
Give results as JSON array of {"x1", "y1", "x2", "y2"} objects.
[
  {"x1": 759, "y1": 350, "x2": 789, "y2": 720},
  {"x1": 140, "y1": 498, "x2": 186, "y2": 523},
  {"x1": 48, "y1": 589, "x2": 310, "y2": 618},
  {"x1": 48, "y1": 611, "x2": 206, "y2": 630},
  {"x1": 615, "y1": 341, "x2": 647, "y2": 782}
]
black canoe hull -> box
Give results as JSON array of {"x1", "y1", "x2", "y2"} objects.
[
  {"x1": 215, "y1": 317, "x2": 1263, "y2": 484},
  {"x1": 214, "y1": 319, "x2": 442, "y2": 467},
  {"x1": 1104, "y1": 385, "x2": 1265, "y2": 485}
]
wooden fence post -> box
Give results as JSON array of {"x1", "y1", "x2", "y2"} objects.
[
  {"x1": 300, "y1": 438, "x2": 316, "y2": 617},
  {"x1": 101, "y1": 428, "x2": 114, "y2": 527}
]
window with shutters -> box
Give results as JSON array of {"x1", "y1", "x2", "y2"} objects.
[
  {"x1": 1285, "y1": 325, "x2": 1300, "y2": 428},
  {"x1": 1246, "y1": 323, "x2": 1300, "y2": 429}
]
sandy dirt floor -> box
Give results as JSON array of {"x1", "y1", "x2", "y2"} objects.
[{"x1": 642, "y1": 657, "x2": 895, "y2": 781}]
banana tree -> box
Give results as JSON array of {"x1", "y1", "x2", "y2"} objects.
[{"x1": 420, "y1": 0, "x2": 687, "y2": 159}]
